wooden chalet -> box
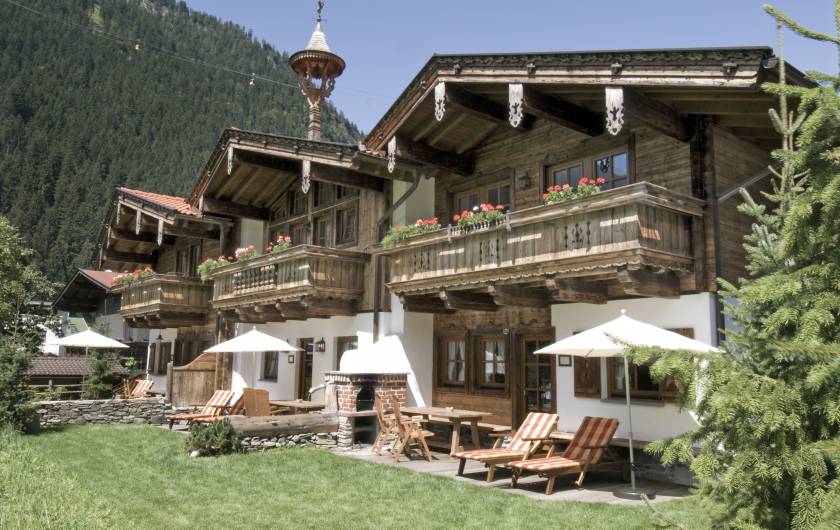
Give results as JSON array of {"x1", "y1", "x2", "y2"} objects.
[{"x1": 86, "y1": 45, "x2": 807, "y2": 436}]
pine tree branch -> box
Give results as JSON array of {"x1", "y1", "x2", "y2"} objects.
[{"x1": 765, "y1": 5, "x2": 840, "y2": 45}]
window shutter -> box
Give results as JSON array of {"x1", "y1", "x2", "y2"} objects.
[
  {"x1": 660, "y1": 328, "x2": 694, "y2": 400},
  {"x1": 573, "y1": 357, "x2": 601, "y2": 398}
]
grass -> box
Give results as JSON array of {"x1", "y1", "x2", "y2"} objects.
[{"x1": 0, "y1": 425, "x2": 718, "y2": 530}]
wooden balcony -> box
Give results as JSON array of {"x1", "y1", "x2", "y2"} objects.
[
  {"x1": 208, "y1": 245, "x2": 369, "y2": 322},
  {"x1": 116, "y1": 274, "x2": 212, "y2": 328},
  {"x1": 376, "y1": 182, "x2": 706, "y2": 312}
]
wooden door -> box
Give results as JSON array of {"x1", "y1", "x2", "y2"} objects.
[
  {"x1": 516, "y1": 335, "x2": 555, "y2": 426},
  {"x1": 297, "y1": 338, "x2": 314, "y2": 399}
]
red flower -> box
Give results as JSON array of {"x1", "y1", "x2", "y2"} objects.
[
  {"x1": 596, "y1": 177, "x2": 606, "y2": 185},
  {"x1": 563, "y1": 183, "x2": 571, "y2": 190},
  {"x1": 393, "y1": 226, "x2": 401, "y2": 232},
  {"x1": 495, "y1": 204, "x2": 504, "y2": 210},
  {"x1": 543, "y1": 193, "x2": 549, "y2": 201}
]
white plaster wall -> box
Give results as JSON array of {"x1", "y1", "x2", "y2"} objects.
[
  {"x1": 551, "y1": 293, "x2": 716, "y2": 442},
  {"x1": 391, "y1": 176, "x2": 435, "y2": 226}
]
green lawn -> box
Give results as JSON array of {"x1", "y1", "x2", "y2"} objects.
[{"x1": 0, "y1": 425, "x2": 716, "y2": 529}]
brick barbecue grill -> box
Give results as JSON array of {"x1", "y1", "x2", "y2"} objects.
[{"x1": 326, "y1": 371, "x2": 407, "y2": 446}]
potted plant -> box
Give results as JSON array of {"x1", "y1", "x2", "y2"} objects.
[
  {"x1": 543, "y1": 177, "x2": 606, "y2": 205},
  {"x1": 266, "y1": 235, "x2": 293, "y2": 254},
  {"x1": 381, "y1": 217, "x2": 440, "y2": 247},
  {"x1": 453, "y1": 204, "x2": 506, "y2": 232}
]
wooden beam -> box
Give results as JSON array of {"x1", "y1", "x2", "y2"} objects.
[
  {"x1": 546, "y1": 278, "x2": 608, "y2": 304},
  {"x1": 201, "y1": 197, "x2": 269, "y2": 221},
  {"x1": 228, "y1": 413, "x2": 339, "y2": 437},
  {"x1": 394, "y1": 135, "x2": 474, "y2": 176},
  {"x1": 398, "y1": 295, "x2": 454, "y2": 314},
  {"x1": 301, "y1": 298, "x2": 357, "y2": 317},
  {"x1": 163, "y1": 224, "x2": 221, "y2": 240},
  {"x1": 252, "y1": 304, "x2": 286, "y2": 321},
  {"x1": 275, "y1": 302, "x2": 308, "y2": 320},
  {"x1": 109, "y1": 228, "x2": 158, "y2": 244},
  {"x1": 439, "y1": 289, "x2": 500, "y2": 312},
  {"x1": 446, "y1": 84, "x2": 533, "y2": 130},
  {"x1": 617, "y1": 268, "x2": 680, "y2": 299},
  {"x1": 104, "y1": 249, "x2": 154, "y2": 264},
  {"x1": 486, "y1": 285, "x2": 551, "y2": 308},
  {"x1": 521, "y1": 86, "x2": 602, "y2": 136},
  {"x1": 624, "y1": 88, "x2": 688, "y2": 142},
  {"x1": 311, "y1": 163, "x2": 384, "y2": 191},
  {"x1": 235, "y1": 149, "x2": 301, "y2": 174}
]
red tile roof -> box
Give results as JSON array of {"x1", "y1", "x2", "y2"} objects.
[
  {"x1": 79, "y1": 269, "x2": 119, "y2": 289},
  {"x1": 28, "y1": 356, "x2": 128, "y2": 377},
  {"x1": 118, "y1": 187, "x2": 198, "y2": 216}
]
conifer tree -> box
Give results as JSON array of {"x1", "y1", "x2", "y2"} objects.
[{"x1": 639, "y1": 3, "x2": 840, "y2": 528}]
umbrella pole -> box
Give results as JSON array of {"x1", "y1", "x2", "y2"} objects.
[{"x1": 624, "y1": 355, "x2": 637, "y2": 492}]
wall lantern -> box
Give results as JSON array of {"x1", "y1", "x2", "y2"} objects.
[
  {"x1": 315, "y1": 338, "x2": 326, "y2": 353},
  {"x1": 287, "y1": 354, "x2": 296, "y2": 364}
]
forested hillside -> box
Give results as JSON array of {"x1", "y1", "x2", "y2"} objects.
[{"x1": 0, "y1": 0, "x2": 361, "y2": 282}]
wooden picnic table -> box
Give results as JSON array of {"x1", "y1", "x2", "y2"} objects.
[
  {"x1": 400, "y1": 406, "x2": 492, "y2": 457},
  {"x1": 268, "y1": 399, "x2": 325, "y2": 414}
]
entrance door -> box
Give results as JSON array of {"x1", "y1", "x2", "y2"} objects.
[
  {"x1": 297, "y1": 338, "x2": 314, "y2": 399},
  {"x1": 517, "y1": 336, "x2": 556, "y2": 425}
]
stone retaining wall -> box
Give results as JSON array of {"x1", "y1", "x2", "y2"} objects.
[
  {"x1": 240, "y1": 431, "x2": 341, "y2": 451},
  {"x1": 35, "y1": 397, "x2": 168, "y2": 428}
]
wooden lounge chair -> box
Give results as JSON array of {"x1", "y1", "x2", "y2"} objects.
[
  {"x1": 391, "y1": 400, "x2": 434, "y2": 462},
  {"x1": 192, "y1": 393, "x2": 245, "y2": 424},
  {"x1": 241, "y1": 388, "x2": 287, "y2": 416},
  {"x1": 372, "y1": 395, "x2": 400, "y2": 456},
  {"x1": 128, "y1": 379, "x2": 153, "y2": 398},
  {"x1": 453, "y1": 411, "x2": 557, "y2": 482},
  {"x1": 165, "y1": 390, "x2": 233, "y2": 430},
  {"x1": 508, "y1": 416, "x2": 620, "y2": 494}
]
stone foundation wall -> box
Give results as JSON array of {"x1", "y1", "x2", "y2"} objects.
[
  {"x1": 35, "y1": 398, "x2": 167, "y2": 428},
  {"x1": 240, "y1": 431, "x2": 341, "y2": 451}
]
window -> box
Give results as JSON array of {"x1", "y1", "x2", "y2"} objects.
[
  {"x1": 289, "y1": 190, "x2": 307, "y2": 216},
  {"x1": 314, "y1": 216, "x2": 332, "y2": 247},
  {"x1": 289, "y1": 222, "x2": 308, "y2": 246},
  {"x1": 573, "y1": 357, "x2": 602, "y2": 398},
  {"x1": 608, "y1": 358, "x2": 660, "y2": 399},
  {"x1": 335, "y1": 185, "x2": 357, "y2": 201},
  {"x1": 477, "y1": 336, "x2": 507, "y2": 389},
  {"x1": 262, "y1": 351, "x2": 278, "y2": 381},
  {"x1": 336, "y1": 336, "x2": 358, "y2": 370},
  {"x1": 594, "y1": 151, "x2": 629, "y2": 189},
  {"x1": 454, "y1": 181, "x2": 512, "y2": 215},
  {"x1": 155, "y1": 342, "x2": 171, "y2": 375},
  {"x1": 176, "y1": 244, "x2": 200, "y2": 276},
  {"x1": 314, "y1": 182, "x2": 335, "y2": 207},
  {"x1": 335, "y1": 206, "x2": 357, "y2": 245},
  {"x1": 546, "y1": 162, "x2": 583, "y2": 188},
  {"x1": 438, "y1": 337, "x2": 466, "y2": 386}
]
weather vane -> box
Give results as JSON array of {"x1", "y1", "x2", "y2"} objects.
[{"x1": 316, "y1": 0, "x2": 324, "y2": 23}]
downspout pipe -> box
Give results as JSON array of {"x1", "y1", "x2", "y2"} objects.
[{"x1": 372, "y1": 170, "x2": 423, "y2": 343}]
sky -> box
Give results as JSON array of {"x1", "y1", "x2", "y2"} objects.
[{"x1": 185, "y1": 0, "x2": 838, "y2": 133}]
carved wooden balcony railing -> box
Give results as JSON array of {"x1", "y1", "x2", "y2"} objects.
[
  {"x1": 208, "y1": 245, "x2": 369, "y2": 322},
  {"x1": 116, "y1": 274, "x2": 212, "y2": 328},
  {"x1": 376, "y1": 182, "x2": 706, "y2": 312}
]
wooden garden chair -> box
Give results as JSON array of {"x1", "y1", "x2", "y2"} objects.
[
  {"x1": 372, "y1": 395, "x2": 400, "y2": 456},
  {"x1": 391, "y1": 400, "x2": 434, "y2": 462},
  {"x1": 165, "y1": 390, "x2": 233, "y2": 430},
  {"x1": 454, "y1": 411, "x2": 557, "y2": 482},
  {"x1": 128, "y1": 379, "x2": 153, "y2": 398},
  {"x1": 191, "y1": 393, "x2": 245, "y2": 425},
  {"x1": 508, "y1": 416, "x2": 619, "y2": 495},
  {"x1": 241, "y1": 388, "x2": 287, "y2": 416}
]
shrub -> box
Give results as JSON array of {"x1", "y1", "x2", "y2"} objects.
[
  {"x1": 0, "y1": 336, "x2": 36, "y2": 432},
  {"x1": 185, "y1": 419, "x2": 243, "y2": 456},
  {"x1": 380, "y1": 217, "x2": 440, "y2": 247},
  {"x1": 81, "y1": 350, "x2": 116, "y2": 400}
]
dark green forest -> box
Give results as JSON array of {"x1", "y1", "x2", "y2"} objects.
[{"x1": 0, "y1": 0, "x2": 361, "y2": 283}]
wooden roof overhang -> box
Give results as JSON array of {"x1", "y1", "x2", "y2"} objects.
[
  {"x1": 96, "y1": 189, "x2": 231, "y2": 272},
  {"x1": 53, "y1": 269, "x2": 112, "y2": 313},
  {"x1": 364, "y1": 47, "x2": 812, "y2": 165},
  {"x1": 189, "y1": 129, "x2": 421, "y2": 221}
]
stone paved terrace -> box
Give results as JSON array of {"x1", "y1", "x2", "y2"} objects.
[{"x1": 343, "y1": 446, "x2": 691, "y2": 505}]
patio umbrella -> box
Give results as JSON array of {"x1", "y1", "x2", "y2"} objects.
[
  {"x1": 535, "y1": 309, "x2": 717, "y2": 500},
  {"x1": 46, "y1": 329, "x2": 129, "y2": 356},
  {"x1": 204, "y1": 327, "x2": 301, "y2": 387}
]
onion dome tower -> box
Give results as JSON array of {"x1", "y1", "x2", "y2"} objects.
[{"x1": 289, "y1": 0, "x2": 346, "y2": 141}]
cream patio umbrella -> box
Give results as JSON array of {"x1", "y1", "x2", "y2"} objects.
[
  {"x1": 204, "y1": 326, "x2": 301, "y2": 387},
  {"x1": 46, "y1": 329, "x2": 129, "y2": 356},
  {"x1": 535, "y1": 309, "x2": 717, "y2": 500}
]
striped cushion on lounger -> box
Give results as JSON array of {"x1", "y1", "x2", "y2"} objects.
[
  {"x1": 453, "y1": 412, "x2": 556, "y2": 460},
  {"x1": 509, "y1": 416, "x2": 619, "y2": 472}
]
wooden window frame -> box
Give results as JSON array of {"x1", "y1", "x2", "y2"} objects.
[
  {"x1": 605, "y1": 328, "x2": 692, "y2": 401},
  {"x1": 313, "y1": 214, "x2": 332, "y2": 247},
  {"x1": 591, "y1": 148, "x2": 630, "y2": 189},
  {"x1": 545, "y1": 159, "x2": 585, "y2": 189},
  {"x1": 454, "y1": 180, "x2": 512, "y2": 213},
  {"x1": 541, "y1": 144, "x2": 632, "y2": 193},
  {"x1": 436, "y1": 335, "x2": 467, "y2": 389},
  {"x1": 261, "y1": 351, "x2": 279, "y2": 381},
  {"x1": 473, "y1": 334, "x2": 510, "y2": 395},
  {"x1": 335, "y1": 336, "x2": 358, "y2": 370},
  {"x1": 334, "y1": 204, "x2": 358, "y2": 247},
  {"x1": 297, "y1": 338, "x2": 314, "y2": 400}
]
